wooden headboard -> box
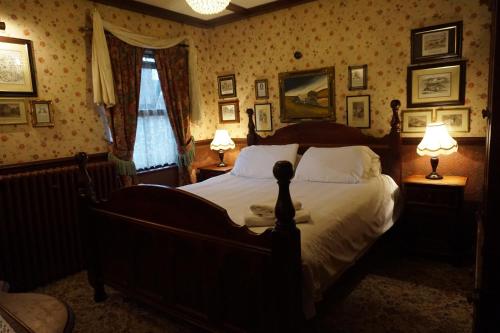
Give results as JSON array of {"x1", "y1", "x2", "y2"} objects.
[{"x1": 246, "y1": 100, "x2": 402, "y2": 184}]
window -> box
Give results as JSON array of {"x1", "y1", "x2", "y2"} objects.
[{"x1": 133, "y1": 53, "x2": 178, "y2": 170}]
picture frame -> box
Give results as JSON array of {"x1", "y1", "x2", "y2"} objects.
[
  {"x1": 401, "y1": 109, "x2": 433, "y2": 133},
  {"x1": 411, "y1": 21, "x2": 463, "y2": 64},
  {"x1": 346, "y1": 95, "x2": 370, "y2": 128},
  {"x1": 0, "y1": 99, "x2": 28, "y2": 125},
  {"x1": 254, "y1": 103, "x2": 273, "y2": 132},
  {"x1": 218, "y1": 100, "x2": 240, "y2": 123},
  {"x1": 407, "y1": 60, "x2": 466, "y2": 108},
  {"x1": 348, "y1": 65, "x2": 367, "y2": 90},
  {"x1": 436, "y1": 107, "x2": 470, "y2": 133},
  {"x1": 31, "y1": 100, "x2": 54, "y2": 127},
  {"x1": 255, "y1": 79, "x2": 269, "y2": 99},
  {"x1": 217, "y1": 74, "x2": 237, "y2": 99},
  {"x1": 278, "y1": 66, "x2": 335, "y2": 123},
  {"x1": 0, "y1": 36, "x2": 38, "y2": 97}
]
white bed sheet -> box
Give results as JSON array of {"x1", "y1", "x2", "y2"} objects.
[{"x1": 181, "y1": 173, "x2": 400, "y2": 317}]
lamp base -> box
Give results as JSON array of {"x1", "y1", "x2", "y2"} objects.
[
  {"x1": 217, "y1": 150, "x2": 226, "y2": 167},
  {"x1": 425, "y1": 171, "x2": 443, "y2": 180}
]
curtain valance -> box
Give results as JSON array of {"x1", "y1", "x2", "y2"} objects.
[{"x1": 91, "y1": 10, "x2": 201, "y2": 121}]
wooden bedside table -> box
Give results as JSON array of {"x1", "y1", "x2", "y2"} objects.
[
  {"x1": 197, "y1": 165, "x2": 233, "y2": 182},
  {"x1": 402, "y1": 175, "x2": 468, "y2": 264}
]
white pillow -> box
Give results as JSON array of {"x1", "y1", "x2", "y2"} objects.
[
  {"x1": 231, "y1": 144, "x2": 299, "y2": 179},
  {"x1": 294, "y1": 146, "x2": 381, "y2": 183}
]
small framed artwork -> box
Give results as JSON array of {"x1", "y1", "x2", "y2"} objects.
[
  {"x1": 255, "y1": 79, "x2": 269, "y2": 99},
  {"x1": 436, "y1": 107, "x2": 470, "y2": 132},
  {"x1": 218, "y1": 74, "x2": 237, "y2": 99},
  {"x1": 407, "y1": 60, "x2": 466, "y2": 108},
  {"x1": 0, "y1": 99, "x2": 28, "y2": 125},
  {"x1": 254, "y1": 103, "x2": 273, "y2": 132},
  {"x1": 348, "y1": 65, "x2": 367, "y2": 90},
  {"x1": 401, "y1": 109, "x2": 433, "y2": 133},
  {"x1": 218, "y1": 100, "x2": 240, "y2": 123},
  {"x1": 279, "y1": 66, "x2": 335, "y2": 122},
  {"x1": 31, "y1": 100, "x2": 54, "y2": 127},
  {"x1": 411, "y1": 21, "x2": 462, "y2": 64},
  {"x1": 346, "y1": 95, "x2": 370, "y2": 128},
  {"x1": 0, "y1": 36, "x2": 38, "y2": 97}
]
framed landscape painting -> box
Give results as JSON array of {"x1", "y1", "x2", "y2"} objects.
[
  {"x1": 218, "y1": 100, "x2": 240, "y2": 124},
  {"x1": 436, "y1": 107, "x2": 470, "y2": 132},
  {"x1": 0, "y1": 36, "x2": 38, "y2": 97},
  {"x1": 217, "y1": 74, "x2": 236, "y2": 99},
  {"x1": 407, "y1": 60, "x2": 466, "y2": 108},
  {"x1": 411, "y1": 21, "x2": 462, "y2": 64},
  {"x1": 401, "y1": 109, "x2": 433, "y2": 133},
  {"x1": 0, "y1": 99, "x2": 28, "y2": 125},
  {"x1": 278, "y1": 67, "x2": 335, "y2": 123}
]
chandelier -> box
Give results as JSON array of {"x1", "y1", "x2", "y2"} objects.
[{"x1": 186, "y1": 0, "x2": 231, "y2": 15}]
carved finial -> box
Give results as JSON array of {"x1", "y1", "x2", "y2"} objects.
[
  {"x1": 247, "y1": 108, "x2": 257, "y2": 146},
  {"x1": 273, "y1": 161, "x2": 295, "y2": 231},
  {"x1": 75, "y1": 152, "x2": 97, "y2": 202},
  {"x1": 390, "y1": 99, "x2": 401, "y2": 134}
]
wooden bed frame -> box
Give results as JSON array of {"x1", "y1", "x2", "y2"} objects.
[{"x1": 76, "y1": 99, "x2": 401, "y2": 333}]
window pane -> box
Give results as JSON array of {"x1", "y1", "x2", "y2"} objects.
[{"x1": 133, "y1": 63, "x2": 178, "y2": 170}]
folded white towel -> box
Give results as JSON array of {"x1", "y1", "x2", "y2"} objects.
[
  {"x1": 249, "y1": 201, "x2": 303, "y2": 219},
  {"x1": 244, "y1": 210, "x2": 311, "y2": 227}
]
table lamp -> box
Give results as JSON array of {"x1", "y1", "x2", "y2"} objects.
[
  {"x1": 210, "y1": 129, "x2": 235, "y2": 167},
  {"x1": 417, "y1": 122, "x2": 458, "y2": 180}
]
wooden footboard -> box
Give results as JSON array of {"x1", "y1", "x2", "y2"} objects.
[{"x1": 76, "y1": 153, "x2": 302, "y2": 333}]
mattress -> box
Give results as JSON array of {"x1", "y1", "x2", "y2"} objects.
[{"x1": 181, "y1": 173, "x2": 400, "y2": 317}]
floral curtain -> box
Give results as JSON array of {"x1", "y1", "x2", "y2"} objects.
[
  {"x1": 154, "y1": 46, "x2": 194, "y2": 185},
  {"x1": 107, "y1": 35, "x2": 144, "y2": 186}
]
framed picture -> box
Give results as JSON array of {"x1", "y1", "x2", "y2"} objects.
[
  {"x1": 255, "y1": 79, "x2": 269, "y2": 99},
  {"x1": 407, "y1": 60, "x2": 466, "y2": 108},
  {"x1": 254, "y1": 103, "x2": 273, "y2": 132},
  {"x1": 0, "y1": 99, "x2": 28, "y2": 125},
  {"x1": 348, "y1": 65, "x2": 367, "y2": 90},
  {"x1": 31, "y1": 100, "x2": 54, "y2": 127},
  {"x1": 411, "y1": 21, "x2": 462, "y2": 64},
  {"x1": 346, "y1": 95, "x2": 370, "y2": 128},
  {"x1": 401, "y1": 109, "x2": 433, "y2": 133},
  {"x1": 0, "y1": 36, "x2": 38, "y2": 97},
  {"x1": 218, "y1": 74, "x2": 236, "y2": 99},
  {"x1": 436, "y1": 107, "x2": 470, "y2": 132},
  {"x1": 278, "y1": 67, "x2": 335, "y2": 123},
  {"x1": 218, "y1": 100, "x2": 240, "y2": 123}
]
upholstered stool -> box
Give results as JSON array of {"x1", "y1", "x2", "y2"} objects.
[{"x1": 0, "y1": 286, "x2": 74, "y2": 333}]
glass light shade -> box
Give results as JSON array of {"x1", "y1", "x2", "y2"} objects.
[
  {"x1": 210, "y1": 129, "x2": 235, "y2": 151},
  {"x1": 417, "y1": 122, "x2": 458, "y2": 157},
  {"x1": 186, "y1": 0, "x2": 230, "y2": 15}
]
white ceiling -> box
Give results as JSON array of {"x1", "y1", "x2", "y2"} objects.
[{"x1": 136, "y1": 0, "x2": 278, "y2": 20}]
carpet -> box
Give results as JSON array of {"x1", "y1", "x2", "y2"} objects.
[{"x1": 36, "y1": 256, "x2": 473, "y2": 333}]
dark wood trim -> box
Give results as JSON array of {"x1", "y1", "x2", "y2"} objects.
[
  {"x1": 91, "y1": 0, "x2": 317, "y2": 28},
  {"x1": 0, "y1": 152, "x2": 108, "y2": 175},
  {"x1": 402, "y1": 136, "x2": 486, "y2": 145}
]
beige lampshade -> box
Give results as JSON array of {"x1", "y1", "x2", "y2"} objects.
[
  {"x1": 417, "y1": 122, "x2": 458, "y2": 157},
  {"x1": 210, "y1": 129, "x2": 235, "y2": 151}
]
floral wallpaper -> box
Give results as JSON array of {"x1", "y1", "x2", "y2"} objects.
[{"x1": 0, "y1": 0, "x2": 491, "y2": 165}]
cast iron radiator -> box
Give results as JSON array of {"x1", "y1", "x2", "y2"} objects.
[{"x1": 0, "y1": 161, "x2": 120, "y2": 291}]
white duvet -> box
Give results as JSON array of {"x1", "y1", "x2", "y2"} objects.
[{"x1": 181, "y1": 173, "x2": 400, "y2": 317}]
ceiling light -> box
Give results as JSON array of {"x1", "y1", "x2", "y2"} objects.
[{"x1": 186, "y1": 0, "x2": 230, "y2": 15}]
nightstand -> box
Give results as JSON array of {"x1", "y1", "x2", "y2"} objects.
[
  {"x1": 402, "y1": 175, "x2": 468, "y2": 264},
  {"x1": 197, "y1": 165, "x2": 233, "y2": 182}
]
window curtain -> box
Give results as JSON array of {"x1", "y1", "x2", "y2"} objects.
[
  {"x1": 107, "y1": 35, "x2": 144, "y2": 186},
  {"x1": 154, "y1": 46, "x2": 194, "y2": 185},
  {"x1": 133, "y1": 65, "x2": 178, "y2": 169}
]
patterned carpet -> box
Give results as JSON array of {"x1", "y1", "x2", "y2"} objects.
[{"x1": 36, "y1": 251, "x2": 473, "y2": 333}]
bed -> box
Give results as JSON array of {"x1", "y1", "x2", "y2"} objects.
[{"x1": 76, "y1": 99, "x2": 402, "y2": 333}]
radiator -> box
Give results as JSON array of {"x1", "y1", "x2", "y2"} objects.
[{"x1": 0, "y1": 161, "x2": 120, "y2": 291}]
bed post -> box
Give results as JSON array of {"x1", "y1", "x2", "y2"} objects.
[
  {"x1": 75, "y1": 152, "x2": 107, "y2": 303},
  {"x1": 247, "y1": 108, "x2": 258, "y2": 146},
  {"x1": 389, "y1": 99, "x2": 402, "y2": 184},
  {"x1": 272, "y1": 161, "x2": 303, "y2": 332}
]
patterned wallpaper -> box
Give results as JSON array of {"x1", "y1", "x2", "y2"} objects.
[{"x1": 0, "y1": 0, "x2": 491, "y2": 165}]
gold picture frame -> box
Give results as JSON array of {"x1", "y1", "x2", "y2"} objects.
[
  {"x1": 0, "y1": 99, "x2": 28, "y2": 125},
  {"x1": 436, "y1": 107, "x2": 470, "y2": 133},
  {"x1": 31, "y1": 100, "x2": 54, "y2": 127},
  {"x1": 401, "y1": 109, "x2": 433, "y2": 133}
]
